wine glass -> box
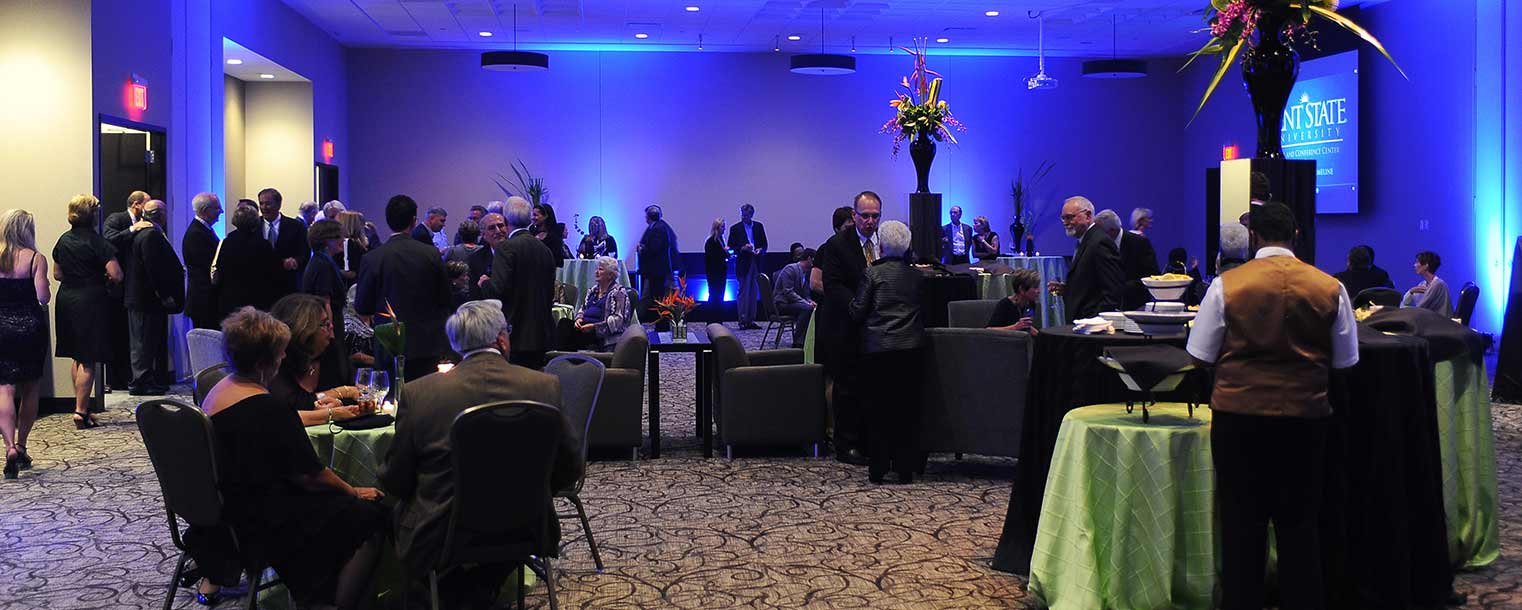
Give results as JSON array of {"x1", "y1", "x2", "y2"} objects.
[
  {"x1": 371, "y1": 371, "x2": 391, "y2": 412},
  {"x1": 354, "y1": 367, "x2": 372, "y2": 390}
]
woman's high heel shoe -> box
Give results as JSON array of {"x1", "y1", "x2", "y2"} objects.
[
  {"x1": 15, "y1": 448, "x2": 30, "y2": 470},
  {"x1": 3, "y1": 455, "x2": 17, "y2": 480},
  {"x1": 73, "y1": 413, "x2": 98, "y2": 430}
]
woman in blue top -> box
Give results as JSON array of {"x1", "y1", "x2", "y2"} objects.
[{"x1": 569, "y1": 256, "x2": 632, "y2": 351}]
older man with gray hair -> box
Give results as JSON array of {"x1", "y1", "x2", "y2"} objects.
[
  {"x1": 1130, "y1": 207, "x2": 1153, "y2": 236},
  {"x1": 319, "y1": 200, "x2": 345, "y2": 223},
  {"x1": 1048, "y1": 196, "x2": 1124, "y2": 321},
  {"x1": 487, "y1": 196, "x2": 557, "y2": 368},
  {"x1": 182, "y1": 192, "x2": 223, "y2": 329},
  {"x1": 381, "y1": 299, "x2": 577, "y2": 608},
  {"x1": 411, "y1": 206, "x2": 450, "y2": 252},
  {"x1": 1097, "y1": 209, "x2": 1160, "y2": 309},
  {"x1": 1218, "y1": 223, "x2": 1250, "y2": 274}
]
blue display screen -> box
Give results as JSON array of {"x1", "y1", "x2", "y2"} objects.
[{"x1": 1283, "y1": 50, "x2": 1359, "y2": 214}]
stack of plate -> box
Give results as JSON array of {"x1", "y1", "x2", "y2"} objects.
[{"x1": 1100, "y1": 311, "x2": 1141, "y2": 334}]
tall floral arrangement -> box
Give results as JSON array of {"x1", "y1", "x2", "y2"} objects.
[
  {"x1": 879, "y1": 37, "x2": 966, "y2": 157},
  {"x1": 1184, "y1": 0, "x2": 1404, "y2": 122}
]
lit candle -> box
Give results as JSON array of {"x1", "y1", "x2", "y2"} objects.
[{"x1": 437, "y1": 362, "x2": 455, "y2": 373}]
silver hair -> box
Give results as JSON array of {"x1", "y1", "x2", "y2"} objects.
[
  {"x1": 1220, "y1": 223, "x2": 1250, "y2": 261},
  {"x1": 1094, "y1": 209, "x2": 1123, "y2": 235},
  {"x1": 504, "y1": 197, "x2": 533, "y2": 228},
  {"x1": 426, "y1": 206, "x2": 448, "y2": 218},
  {"x1": 1064, "y1": 196, "x2": 1096, "y2": 214},
  {"x1": 446, "y1": 299, "x2": 507, "y2": 353},
  {"x1": 192, "y1": 192, "x2": 221, "y2": 216},
  {"x1": 595, "y1": 255, "x2": 620, "y2": 276},
  {"x1": 322, "y1": 200, "x2": 345, "y2": 217},
  {"x1": 486, "y1": 200, "x2": 505, "y2": 214},
  {"x1": 298, "y1": 200, "x2": 318, "y2": 214},
  {"x1": 1130, "y1": 207, "x2": 1153, "y2": 228},
  {"x1": 877, "y1": 220, "x2": 912, "y2": 258}
]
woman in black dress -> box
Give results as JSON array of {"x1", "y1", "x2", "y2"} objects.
[
  {"x1": 51, "y1": 195, "x2": 123, "y2": 430},
  {"x1": 199, "y1": 307, "x2": 385, "y2": 607},
  {"x1": 0, "y1": 209, "x2": 51, "y2": 479},
  {"x1": 216, "y1": 203, "x2": 282, "y2": 316},
  {"x1": 302, "y1": 220, "x2": 347, "y2": 336},
  {"x1": 269, "y1": 294, "x2": 366, "y2": 426},
  {"x1": 704, "y1": 218, "x2": 729, "y2": 305},
  {"x1": 532, "y1": 203, "x2": 570, "y2": 266}
]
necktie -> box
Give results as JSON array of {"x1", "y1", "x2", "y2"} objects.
[
  {"x1": 863, "y1": 239, "x2": 876, "y2": 264},
  {"x1": 266, "y1": 220, "x2": 277, "y2": 245}
]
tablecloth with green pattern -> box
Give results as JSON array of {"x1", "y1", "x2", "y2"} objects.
[
  {"x1": 986, "y1": 256, "x2": 1068, "y2": 326},
  {"x1": 1029, "y1": 403, "x2": 1216, "y2": 610},
  {"x1": 552, "y1": 303, "x2": 575, "y2": 325},
  {"x1": 306, "y1": 424, "x2": 395, "y2": 489},
  {"x1": 557, "y1": 259, "x2": 632, "y2": 312},
  {"x1": 1433, "y1": 356, "x2": 1500, "y2": 568}
]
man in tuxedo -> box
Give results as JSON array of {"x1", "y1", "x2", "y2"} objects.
[
  {"x1": 412, "y1": 206, "x2": 449, "y2": 252},
  {"x1": 102, "y1": 190, "x2": 152, "y2": 390},
  {"x1": 257, "y1": 187, "x2": 310, "y2": 298},
  {"x1": 354, "y1": 194, "x2": 454, "y2": 381},
  {"x1": 727, "y1": 203, "x2": 768, "y2": 329},
  {"x1": 814, "y1": 191, "x2": 882, "y2": 465},
  {"x1": 125, "y1": 200, "x2": 185, "y2": 395},
  {"x1": 940, "y1": 205, "x2": 973, "y2": 265},
  {"x1": 637, "y1": 204, "x2": 680, "y2": 323},
  {"x1": 1048, "y1": 196, "x2": 1124, "y2": 322},
  {"x1": 468, "y1": 212, "x2": 508, "y2": 300},
  {"x1": 486, "y1": 197, "x2": 556, "y2": 369},
  {"x1": 182, "y1": 192, "x2": 223, "y2": 330},
  {"x1": 380, "y1": 299, "x2": 577, "y2": 609},
  {"x1": 1096, "y1": 209, "x2": 1159, "y2": 310},
  {"x1": 456, "y1": 205, "x2": 487, "y2": 245}
]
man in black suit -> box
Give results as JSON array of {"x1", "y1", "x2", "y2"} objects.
[
  {"x1": 379, "y1": 300, "x2": 576, "y2": 608},
  {"x1": 182, "y1": 192, "x2": 222, "y2": 330},
  {"x1": 1048, "y1": 196, "x2": 1125, "y2": 322},
  {"x1": 257, "y1": 187, "x2": 310, "y2": 298},
  {"x1": 354, "y1": 194, "x2": 454, "y2": 381},
  {"x1": 636, "y1": 204, "x2": 680, "y2": 323},
  {"x1": 1333, "y1": 245, "x2": 1395, "y2": 302},
  {"x1": 727, "y1": 203, "x2": 768, "y2": 329},
  {"x1": 455, "y1": 205, "x2": 487, "y2": 245},
  {"x1": 102, "y1": 190, "x2": 151, "y2": 390},
  {"x1": 486, "y1": 197, "x2": 557, "y2": 369},
  {"x1": 468, "y1": 212, "x2": 508, "y2": 300},
  {"x1": 940, "y1": 205, "x2": 973, "y2": 265},
  {"x1": 412, "y1": 206, "x2": 449, "y2": 251},
  {"x1": 815, "y1": 191, "x2": 881, "y2": 465},
  {"x1": 125, "y1": 200, "x2": 185, "y2": 395},
  {"x1": 1096, "y1": 209, "x2": 1160, "y2": 310}
]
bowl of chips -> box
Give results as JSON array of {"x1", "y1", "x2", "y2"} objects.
[{"x1": 1141, "y1": 273, "x2": 1193, "y2": 301}]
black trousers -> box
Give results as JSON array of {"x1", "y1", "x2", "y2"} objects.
[
  {"x1": 109, "y1": 299, "x2": 132, "y2": 388},
  {"x1": 860, "y1": 348, "x2": 924, "y2": 478},
  {"x1": 1212, "y1": 410, "x2": 1329, "y2": 610},
  {"x1": 639, "y1": 273, "x2": 669, "y2": 322},
  {"x1": 127, "y1": 309, "x2": 168, "y2": 392}
]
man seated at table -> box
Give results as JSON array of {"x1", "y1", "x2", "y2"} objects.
[
  {"x1": 772, "y1": 248, "x2": 816, "y2": 348},
  {"x1": 1186, "y1": 201, "x2": 1358, "y2": 610},
  {"x1": 986, "y1": 268, "x2": 1042, "y2": 335},
  {"x1": 380, "y1": 300, "x2": 579, "y2": 609}
]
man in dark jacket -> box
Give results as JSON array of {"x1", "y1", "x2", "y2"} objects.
[
  {"x1": 1096, "y1": 209, "x2": 1159, "y2": 310},
  {"x1": 486, "y1": 197, "x2": 557, "y2": 369},
  {"x1": 102, "y1": 190, "x2": 151, "y2": 389},
  {"x1": 468, "y1": 212, "x2": 509, "y2": 300},
  {"x1": 940, "y1": 205, "x2": 973, "y2": 265},
  {"x1": 182, "y1": 192, "x2": 222, "y2": 329},
  {"x1": 1333, "y1": 245, "x2": 1394, "y2": 303},
  {"x1": 727, "y1": 203, "x2": 768, "y2": 329},
  {"x1": 125, "y1": 200, "x2": 184, "y2": 395},
  {"x1": 636, "y1": 205, "x2": 680, "y2": 323},
  {"x1": 1048, "y1": 196, "x2": 1124, "y2": 322},
  {"x1": 814, "y1": 191, "x2": 881, "y2": 465},
  {"x1": 257, "y1": 187, "x2": 310, "y2": 299},
  {"x1": 354, "y1": 194, "x2": 454, "y2": 381}
]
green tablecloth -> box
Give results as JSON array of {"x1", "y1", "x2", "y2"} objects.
[
  {"x1": 1433, "y1": 356, "x2": 1500, "y2": 568},
  {"x1": 987, "y1": 255, "x2": 1068, "y2": 326},
  {"x1": 1029, "y1": 403, "x2": 1216, "y2": 610},
  {"x1": 803, "y1": 313, "x2": 816, "y2": 365},
  {"x1": 557, "y1": 259, "x2": 632, "y2": 311},
  {"x1": 305, "y1": 424, "x2": 395, "y2": 489},
  {"x1": 552, "y1": 303, "x2": 576, "y2": 325}
]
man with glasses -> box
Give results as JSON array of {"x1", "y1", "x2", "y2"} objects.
[
  {"x1": 1047, "y1": 196, "x2": 1124, "y2": 322},
  {"x1": 468, "y1": 212, "x2": 509, "y2": 300},
  {"x1": 814, "y1": 191, "x2": 883, "y2": 465}
]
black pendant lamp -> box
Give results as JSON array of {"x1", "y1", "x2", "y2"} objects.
[{"x1": 483, "y1": 4, "x2": 548, "y2": 72}]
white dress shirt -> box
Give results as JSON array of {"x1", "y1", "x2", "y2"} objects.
[{"x1": 1187, "y1": 246, "x2": 1359, "y2": 369}]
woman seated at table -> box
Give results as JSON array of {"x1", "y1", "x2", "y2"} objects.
[
  {"x1": 577, "y1": 215, "x2": 618, "y2": 259},
  {"x1": 987, "y1": 268, "x2": 1042, "y2": 335},
  {"x1": 1401, "y1": 250, "x2": 1453, "y2": 317},
  {"x1": 566, "y1": 255, "x2": 632, "y2": 351},
  {"x1": 972, "y1": 215, "x2": 1000, "y2": 262},
  {"x1": 268, "y1": 293, "x2": 369, "y2": 425},
  {"x1": 198, "y1": 306, "x2": 385, "y2": 609}
]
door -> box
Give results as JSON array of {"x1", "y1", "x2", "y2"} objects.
[{"x1": 315, "y1": 162, "x2": 339, "y2": 204}]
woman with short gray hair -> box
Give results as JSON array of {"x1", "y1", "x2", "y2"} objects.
[
  {"x1": 848, "y1": 220, "x2": 925, "y2": 484},
  {"x1": 566, "y1": 256, "x2": 632, "y2": 351}
]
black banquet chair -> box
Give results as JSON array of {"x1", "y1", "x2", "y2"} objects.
[
  {"x1": 543, "y1": 353, "x2": 608, "y2": 571},
  {"x1": 1355, "y1": 286, "x2": 1403, "y2": 309},
  {"x1": 194, "y1": 363, "x2": 231, "y2": 407},
  {"x1": 432, "y1": 400, "x2": 566, "y2": 610},
  {"x1": 1456, "y1": 282, "x2": 1480, "y2": 327},
  {"x1": 136, "y1": 399, "x2": 283, "y2": 610}
]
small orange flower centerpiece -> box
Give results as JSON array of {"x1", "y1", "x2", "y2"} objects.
[{"x1": 651, "y1": 277, "x2": 700, "y2": 340}]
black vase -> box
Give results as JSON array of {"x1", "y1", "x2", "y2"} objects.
[
  {"x1": 910, "y1": 133, "x2": 936, "y2": 193},
  {"x1": 1009, "y1": 220, "x2": 1026, "y2": 256},
  {"x1": 1240, "y1": 10, "x2": 1300, "y2": 159}
]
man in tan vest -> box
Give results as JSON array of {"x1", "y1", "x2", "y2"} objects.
[{"x1": 1186, "y1": 201, "x2": 1359, "y2": 610}]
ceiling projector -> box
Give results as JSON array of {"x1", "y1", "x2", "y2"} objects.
[{"x1": 1027, "y1": 72, "x2": 1058, "y2": 90}]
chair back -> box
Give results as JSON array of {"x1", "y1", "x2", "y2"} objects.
[
  {"x1": 948, "y1": 299, "x2": 1002, "y2": 329},
  {"x1": 757, "y1": 272, "x2": 775, "y2": 321},
  {"x1": 544, "y1": 354, "x2": 606, "y2": 467},
  {"x1": 558, "y1": 282, "x2": 580, "y2": 309},
  {"x1": 1455, "y1": 282, "x2": 1480, "y2": 326},
  {"x1": 441, "y1": 400, "x2": 564, "y2": 567},
  {"x1": 186, "y1": 329, "x2": 226, "y2": 379},
  {"x1": 1355, "y1": 287, "x2": 1402, "y2": 309},
  {"x1": 610, "y1": 324, "x2": 650, "y2": 373},
  {"x1": 705, "y1": 323, "x2": 748, "y2": 372},
  {"x1": 136, "y1": 399, "x2": 223, "y2": 528},
  {"x1": 194, "y1": 363, "x2": 232, "y2": 407}
]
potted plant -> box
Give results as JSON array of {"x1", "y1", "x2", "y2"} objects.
[
  {"x1": 651, "y1": 277, "x2": 699, "y2": 342},
  {"x1": 493, "y1": 159, "x2": 547, "y2": 205},
  {"x1": 1010, "y1": 161, "x2": 1054, "y2": 256},
  {"x1": 880, "y1": 38, "x2": 966, "y2": 193}
]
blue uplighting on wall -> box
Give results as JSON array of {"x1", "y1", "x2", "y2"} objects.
[
  {"x1": 1474, "y1": 0, "x2": 1515, "y2": 334},
  {"x1": 693, "y1": 278, "x2": 735, "y2": 302}
]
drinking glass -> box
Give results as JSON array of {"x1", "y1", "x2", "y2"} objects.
[
  {"x1": 371, "y1": 371, "x2": 391, "y2": 404},
  {"x1": 354, "y1": 367, "x2": 372, "y2": 389}
]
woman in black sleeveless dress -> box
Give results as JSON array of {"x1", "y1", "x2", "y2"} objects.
[
  {"x1": 52, "y1": 195, "x2": 122, "y2": 430},
  {"x1": 0, "y1": 209, "x2": 51, "y2": 479}
]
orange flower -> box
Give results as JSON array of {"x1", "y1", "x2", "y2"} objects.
[{"x1": 651, "y1": 276, "x2": 700, "y2": 320}]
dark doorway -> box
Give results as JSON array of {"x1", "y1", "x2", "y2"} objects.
[
  {"x1": 315, "y1": 162, "x2": 339, "y2": 204},
  {"x1": 96, "y1": 118, "x2": 168, "y2": 397}
]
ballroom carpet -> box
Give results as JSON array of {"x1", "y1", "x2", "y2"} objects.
[{"x1": 1, "y1": 327, "x2": 1519, "y2": 609}]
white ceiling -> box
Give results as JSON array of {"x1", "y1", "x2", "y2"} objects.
[
  {"x1": 279, "y1": 0, "x2": 1377, "y2": 58},
  {"x1": 223, "y1": 38, "x2": 311, "y2": 82}
]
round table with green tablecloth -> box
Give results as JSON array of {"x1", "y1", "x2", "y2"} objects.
[
  {"x1": 982, "y1": 255, "x2": 1068, "y2": 326},
  {"x1": 557, "y1": 259, "x2": 632, "y2": 312},
  {"x1": 1433, "y1": 354, "x2": 1500, "y2": 568},
  {"x1": 305, "y1": 423, "x2": 396, "y2": 489}
]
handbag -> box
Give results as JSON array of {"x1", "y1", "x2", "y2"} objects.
[{"x1": 334, "y1": 413, "x2": 394, "y2": 430}]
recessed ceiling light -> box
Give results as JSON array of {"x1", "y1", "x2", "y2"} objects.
[
  {"x1": 685, "y1": 5, "x2": 700, "y2": 11},
  {"x1": 936, "y1": 37, "x2": 950, "y2": 43},
  {"x1": 259, "y1": 73, "x2": 275, "y2": 79},
  {"x1": 478, "y1": 31, "x2": 493, "y2": 37},
  {"x1": 787, "y1": 34, "x2": 801, "y2": 41},
  {"x1": 226, "y1": 59, "x2": 243, "y2": 65},
  {"x1": 634, "y1": 33, "x2": 649, "y2": 39},
  {"x1": 985, "y1": 10, "x2": 1000, "y2": 17}
]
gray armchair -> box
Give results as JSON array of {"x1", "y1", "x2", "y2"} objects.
[
  {"x1": 948, "y1": 299, "x2": 1002, "y2": 329},
  {"x1": 548, "y1": 324, "x2": 648, "y2": 458},
  {"x1": 705, "y1": 324, "x2": 826, "y2": 457},
  {"x1": 918, "y1": 327, "x2": 1031, "y2": 458}
]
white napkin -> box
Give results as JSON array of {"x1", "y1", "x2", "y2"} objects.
[{"x1": 1072, "y1": 317, "x2": 1115, "y2": 335}]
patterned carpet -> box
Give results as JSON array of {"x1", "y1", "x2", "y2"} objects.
[{"x1": 0, "y1": 327, "x2": 1518, "y2": 609}]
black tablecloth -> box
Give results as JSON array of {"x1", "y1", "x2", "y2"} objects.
[
  {"x1": 991, "y1": 326, "x2": 1204, "y2": 574},
  {"x1": 992, "y1": 324, "x2": 1455, "y2": 610},
  {"x1": 921, "y1": 272, "x2": 978, "y2": 328}
]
